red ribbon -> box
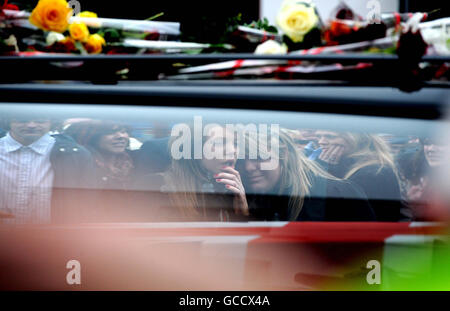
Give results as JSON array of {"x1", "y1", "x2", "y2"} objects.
[
  {"x1": 214, "y1": 59, "x2": 245, "y2": 78},
  {"x1": 1, "y1": 0, "x2": 19, "y2": 12},
  {"x1": 262, "y1": 31, "x2": 267, "y2": 42},
  {"x1": 394, "y1": 12, "x2": 401, "y2": 27}
]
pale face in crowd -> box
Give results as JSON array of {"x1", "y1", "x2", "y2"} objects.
[
  {"x1": 316, "y1": 130, "x2": 351, "y2": 155},
  {"x1": 299, "y1": 129, "x2": 318, "y2": 144},
  {"x1": 201, "y1": 126, "x2": 238, "y2": 174},
  {"x1": 9, "y1": 119, "x2": 52, "y2": 146},
  {"x1": 98, "y1": 129, "x2": 130, "y2": 155},
  {"x1": 242, "y1": 159, "x2": 281, "y2": 193},
  {"x1": 423, "y1": 139, "x2": 448, "y2": 168}
]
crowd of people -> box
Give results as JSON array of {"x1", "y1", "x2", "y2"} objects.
[{"x1": 0, "y1": 115, "x2": 447, "y2": 224}]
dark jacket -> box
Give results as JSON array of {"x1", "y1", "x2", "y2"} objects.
[
  {"x1": 132, "y1": 137, "x2": 171, "y2": 175},
  {"x1": 50, "y1": 134, "x2": 95, "y2": 189},
  {"x1": 83, "y1": 140, "x2": 168, "y2": 223},
  {"x1": 247, "y1": 175, "x2": 375, "y2": 222},
  {"x1": 317, "y1": 158, "x2": 403, "y2": 222},
  {"x1": 49, "y1": 134, "x2": 96, "y2": 223}
]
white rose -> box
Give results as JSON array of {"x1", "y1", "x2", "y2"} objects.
[
  {"x1": 46, "y1": 31, "x2": 65, "y2": 46},
  {"x1": 254, "y1": 40, "x2": 288, "y2": 54},
  {"x1": 276, "y1": 0, "x2": 319, "y2": 43},
  {"x1": 421, "y1": 27, "x2": 450, "y2": 55}
]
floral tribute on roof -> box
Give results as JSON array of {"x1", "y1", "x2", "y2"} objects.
[{"x1": 0, "y1": 0, "x2": 449, "y2": 83}]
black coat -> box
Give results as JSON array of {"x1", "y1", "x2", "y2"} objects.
[
  {"x1": 49, "y1": 134, "x2": 96, "y2": 223},
  {"x1": 83, "y1": 139, "x2": 168, "y2": 223},
  {"x1": 317, "y1": 158, "x2": 403, "y2": 222},
  {"x1": 50, "y1": 134, "x2": 95, "y2": 189},
  {"x1": 132, "y1": 137, "x2": 171, "y2": 175},
  {"x1": 248, "y1": 175, "x2": 376, "y2": 222}
]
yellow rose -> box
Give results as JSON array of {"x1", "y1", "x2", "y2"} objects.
[
  {"x1": 84, "y1": 34, "x2": 106, "y2": 54},
  {"x1": 69, "y1": 22, "x2": 90, "y2": 42},
  {"x1": 77, "y1": 11, "x2": 98, "y2": 18},
  {"x1": 29, "y1": 0, "x2": 72, "y2": 33},
  {"x1": 276, "y1": 0, "x2": 319, "y2": 43}
]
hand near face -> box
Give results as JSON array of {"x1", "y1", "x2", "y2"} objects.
[
  {"x1": 214, "y1": 166, "x2": 249, "y2": 216},
  {"x1": 318, "y1": 144, "x2": 345, "y2": 165},
  {"x1": 407, "y1": 178, "x2": 431, "y2": 220},
  {"x1": 407, "y1": 178, "x2": 429, "y2": 203}
]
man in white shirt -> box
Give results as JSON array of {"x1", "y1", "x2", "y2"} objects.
[{"x1": 0, "y1": 117, "x2": 94, "y2": 224}]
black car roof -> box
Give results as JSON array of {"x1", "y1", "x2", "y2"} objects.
[{"x1": 0, "y1": 82, "x2": 448, "y2": 120}]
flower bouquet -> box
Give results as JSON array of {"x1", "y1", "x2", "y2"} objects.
[
  {"x1": 275, "y1": 0, "x2": 323, "y2": 50},
  {"x1": 0, "y1": 0, "x2": 186, "y2": 55},
  {"x1": 0, "y1": 0, "x2": 448, "y2": 85}
]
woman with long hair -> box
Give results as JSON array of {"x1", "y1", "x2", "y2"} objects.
[
  {"x1": 65, "y1": 120, "x2": 135, "y2": 190},
  {"x1": 315, "y1": 131, "x2": 402, "y2": 221},
  {"x1": 403, "y1": 137, "x2": 449, "y2": 220},
  {"x1": 64, "y1": 120, "x2": 165, "y2": 222},
  {"x1": 163, "y1": 124, "x2": 248, "y2": 221},
  {"x1": 238, "y1": 129, "x2": 375, "y2": 221}
]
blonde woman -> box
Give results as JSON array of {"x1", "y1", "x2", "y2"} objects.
[
  {"x1": 163, "y1": 124, "x2": 248, "y2": 221},
  {"x1": 238, "y1": 130, "x2": 375, "y2": 221},
  {"x1": 315, "y1": 131, "x2": 402, "y2": 221}
]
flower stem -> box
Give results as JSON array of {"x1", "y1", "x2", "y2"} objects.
[{"x1": 145, "y1": 12, "x2": 164, "y2": 21}]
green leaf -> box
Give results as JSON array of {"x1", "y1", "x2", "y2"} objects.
[
  {"x1": 103, "y1": 29, "x2": 122, "y2": 42},
  {"x1": 243, "y1": 17, "x2": 279, "y2": 34},
  {"x1": 184, "y1": 49, "x2": 203, "y2": 54},
  {"x1": 121, "y1": 31, "x2": 147, "y2": 40}
]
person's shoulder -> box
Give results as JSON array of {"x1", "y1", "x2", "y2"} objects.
[
  {"x1": 322, "y1": 178, "x2": 368, "y2": 199},
  {"x1": 307, "y1": 174, "x2": 364, "y2": 199},
  {"x1": 353, "y1": 163, "x2": 396, "y2": 178},
  {"x1": 51, "y1": 134, "x2": 92, "y2": 157},
  {"x1": 350, "y1": 164, "x2": 400, "y2": 196},
  {"x1": 304, "y1": 176, "x2": 374, "y2": 221},
  {"x1": 133, "y1": 137, "x2": 171, "y2": 173},
  {"x1": 139, "y1": 137, "x2": 170, "y2": 155}
]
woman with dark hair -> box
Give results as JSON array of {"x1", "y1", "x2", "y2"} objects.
[
  {"x1": 65, "y1": 120, "x2": 134, "y2": 189},
  {"x1": 65, "y1": 120, "x2": 164, "y2": 221},
  {"x1": 405, "y1": 137, "x2": 449, "y2": 220}
]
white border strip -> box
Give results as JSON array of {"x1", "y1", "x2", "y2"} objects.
[
  {"x1": 51, "y1": 221, "x2": 290, "y2": 229},
  {"x1": 409, "y1": 222, "x2": 444, "y2": 228}
]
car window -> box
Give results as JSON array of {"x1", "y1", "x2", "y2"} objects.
[{"x1": 1, "y1": 102, "x2": 448, "y2": 224}]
